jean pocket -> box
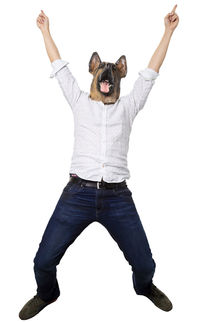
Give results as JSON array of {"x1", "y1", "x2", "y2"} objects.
[
  {"x1": 113, "y1": 187, "x2": 132, "y2": 200},
  {"x1": 63, "y1": 182, "x2": 83, "y2": 195}
]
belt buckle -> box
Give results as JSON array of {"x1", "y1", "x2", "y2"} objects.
[
  {"x1": 97, "y1": 181, "x2": 105, "y2": 189},
  {"x1": 97, "y1": 180, "x2": 106, "y2": 189}
]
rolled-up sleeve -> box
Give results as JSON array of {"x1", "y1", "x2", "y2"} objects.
[
  {"x1": 138, "y1": 67, "x2": 159, "y2": 81},
  {"x1": 50, "y1": 59, "x2": 82, "y2": 109},
  {"x1": 124, "y1": 67, "x2": 159, "y2": 122}
]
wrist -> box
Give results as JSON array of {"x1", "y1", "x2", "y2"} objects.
[
  {"x1": 41, "y1": 29, "x2": 51, "y2": 38},
  {"x1": 164, "y1": 28, "x2": 174, "y2": 38}
]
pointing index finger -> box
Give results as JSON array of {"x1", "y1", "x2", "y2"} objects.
[{"x1": 171, "y1": 4, "x2": 177, "y2": 13}]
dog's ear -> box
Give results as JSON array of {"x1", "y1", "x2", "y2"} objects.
[
  {"x1": 115, "y1": 55, "x2": 127, "y2": 78},
  {"x1": 89, "y1": 52, "x2": 101, "y2": 75}
]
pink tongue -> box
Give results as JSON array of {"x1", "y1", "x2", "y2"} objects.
[{"x1": 100, "y1": 81, "x2": 109, "y2": 93}]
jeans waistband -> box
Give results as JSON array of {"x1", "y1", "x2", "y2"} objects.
[{"x1": 69, "y1": 174, "x2": 127, "y2": 190}]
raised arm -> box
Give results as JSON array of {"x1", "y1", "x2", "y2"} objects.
[
  {"x1": 36, "y1": 10, "x2": 61, "y2": 62},
  {"x1": 148, "y1": 4, "x2": 179, "y2": 73},
  {"x1": 36, "y1": 10, "x2": 82, "y2": 110},
  {"x1": 123, "y1": 5, "x2": 179, "y2": 121}
]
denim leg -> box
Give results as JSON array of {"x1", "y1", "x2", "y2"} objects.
[
  {"x1": 99, "y1": 188, "x2": 156, "y2": 296},
  {"x1": 33, "y1": 186, "x2": 95, "y2": 302}
]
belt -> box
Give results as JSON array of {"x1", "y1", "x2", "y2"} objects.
[{"x1": 69, "y1": 175, "x2": 127, "y2": 190}]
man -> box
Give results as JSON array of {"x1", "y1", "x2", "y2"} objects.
[{"x1": 19, "y1": 5, "x2": 179, "y2": 320}]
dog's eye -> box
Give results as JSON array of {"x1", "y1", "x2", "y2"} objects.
[
  {"x1": 112, "y1": 65, "x2": 116, "y2": 71},
  {"x1": 99, "y1": 63, "x2": 105, "y2": 69}
]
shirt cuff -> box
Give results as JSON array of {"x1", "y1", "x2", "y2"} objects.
[
  {"x1": 138, "y1": 67, "x2": 159, "y2": 81},
  {"x1": 50, "y1": 59, "x2": 69, "y2": 78}
]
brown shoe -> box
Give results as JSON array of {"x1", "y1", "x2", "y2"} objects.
[
  {"x1": 144, "y1": 284, "x2": 173, "y2": 312},
  {"x1": 19, "y1": 294, "x2": 57, "y2": 320}
]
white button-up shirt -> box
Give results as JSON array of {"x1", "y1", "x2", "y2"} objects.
[{"x1": 50, "y1": 59, "x2": 159, "y2": 183}]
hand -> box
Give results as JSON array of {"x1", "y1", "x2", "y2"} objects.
[
  {"x1": 164, "y1": 4, "x2": 179, "y2": 32},
  {"x1": 36, "y1": 10, "x2": 49, "y2": 33}
]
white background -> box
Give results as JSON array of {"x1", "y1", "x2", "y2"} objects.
[{"x1": 1, "y1": 0, "x2": 200, "y2": 321}]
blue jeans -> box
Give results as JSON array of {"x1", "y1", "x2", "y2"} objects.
[{"x1": 33, "y1": 179, "x2": 156, "y2": 302}]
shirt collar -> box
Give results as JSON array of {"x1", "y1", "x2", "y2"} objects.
[{"x1": 87, "y1": 94, "x2": 118, "y2": 107}]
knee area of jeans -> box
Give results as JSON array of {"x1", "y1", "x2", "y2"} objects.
[{"x1": 33, "y1": 257, "x2": 53, "y2": 272}]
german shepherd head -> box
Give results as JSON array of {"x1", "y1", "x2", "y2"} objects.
[{"x1": 89, "y1": 52, "x2": 127, "y2": 105}]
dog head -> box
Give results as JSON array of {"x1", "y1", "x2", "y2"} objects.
[{"x1": 89, "y1": 52, "x2": 127, "y2": 104}]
